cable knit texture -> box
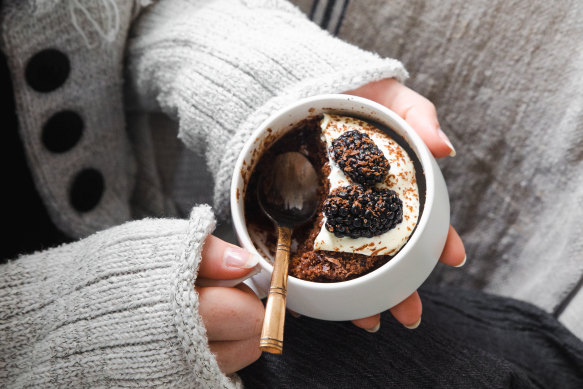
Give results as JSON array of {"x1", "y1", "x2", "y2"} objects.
[
  {"x1": 0, "y1": 205, "x2": 241, "y2": 388},
  {"x1": 127, "y1": 0, "x2": 408, "y2": 220}
]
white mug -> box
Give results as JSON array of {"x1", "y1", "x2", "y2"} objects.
[{"x1": 231, "y1": 94, "x2": 449, "y2": 321}]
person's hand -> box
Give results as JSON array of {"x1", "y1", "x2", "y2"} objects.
[
  {"x1": 196, "y1": 235, "x2": 263, "y2": 374},
  {"x1": 345, "y1": 78, "x2": 466, "y2": 332}
]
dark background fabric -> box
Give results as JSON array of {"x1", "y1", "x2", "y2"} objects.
[{"x1": 240, "y1": 286, "x2": 583, "y2": 389}]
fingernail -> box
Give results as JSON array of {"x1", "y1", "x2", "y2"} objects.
[
  {"x1": 365, "y1": 322, "x2": 381, "y2": 333},
  {"x1": 454, "y1": 254, "x2": 467, "y2": 268},
  {"x1": 438, "y1": 128, "x2": 456, "y2": 157},
  {"x1": 404, "y1": 317, "x2": 421, "y2": 330},
  {"x1": 223, "y1": 247, "x2": 259, "y2": 269}
]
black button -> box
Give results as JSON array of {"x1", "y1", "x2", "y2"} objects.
[
  {"x1": 69, "y1": 169, "x2": 104, "y2": 213},
  {"x1": 42, "y1": 111, "x2": 84, "y2": 153},
  {"x1": 25, "y1": 49, "x2": 70, "y2": 92}
]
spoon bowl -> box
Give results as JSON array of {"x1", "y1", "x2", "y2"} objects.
[{"x1": 258, "y1": 152, "x2": 319, "y2": 227}]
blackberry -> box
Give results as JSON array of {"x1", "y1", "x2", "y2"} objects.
[
  {"x1": 323, "y1": 185, "x2": 403, "y2": 238},
  {"x1": 330, "y1": 130, "x2": 389, "y2": 186}
]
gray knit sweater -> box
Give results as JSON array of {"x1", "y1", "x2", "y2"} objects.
[{"x1": 0, "y1": 0, "x2": 406, "y2": 387}]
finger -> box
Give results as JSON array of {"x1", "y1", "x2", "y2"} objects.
[
  {"x1": 351, "y1": 313, "x2": 381, "y2": 333},
  {"x1": 199, "y1": 235, "x2": 260, "y2": 280},
  {"x1": 210, "y1": 336, "x2": 262, "y2": 375},
  {"x1": 390, "y1": 291, "x2": 422, "y2": 329},
  {"x1": 438, "y1": 225, "x2": 467, "y2": 267},
  {"x1": 347, "y1": 79, "x2": 455, "y2": 158},
  {"x1": 196, "y1": 285, "x2": 264, "y2": 341}
]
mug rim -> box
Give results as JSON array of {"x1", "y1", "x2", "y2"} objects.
[{"x1": 230, "y1": 94, "x2": 437, "y2": 291}]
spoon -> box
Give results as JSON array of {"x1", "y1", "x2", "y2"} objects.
[{"x1": 258, "y1": 151, "x2": 319, "y2": 354}]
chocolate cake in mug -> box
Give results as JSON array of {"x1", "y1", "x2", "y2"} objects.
[{"x1": 245, "y1": 114, "x2": 424, "y2": 282}]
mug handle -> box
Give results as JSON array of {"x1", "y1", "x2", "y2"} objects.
[{"x1": 195, "y1": 265, "x2": 262, "y2": 288}]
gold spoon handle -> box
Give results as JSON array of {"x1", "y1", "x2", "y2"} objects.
[{"x1": 260, "y1": 225, "x2": 292, "y2": 354}]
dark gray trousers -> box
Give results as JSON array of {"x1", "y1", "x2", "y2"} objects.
[{"x1": 240, "y1": 286, "x2": 583, "y2": 388}]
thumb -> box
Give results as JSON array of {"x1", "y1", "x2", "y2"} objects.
[
  {"x1": 400, "y1": 104, "x2": 456, "y2": 158},
  {"x1": 346, "y1": 79, "x2": 456, "y2": 158},
  {"x1": 199, "y1": 235, "x2": 260, "y2": 280}
]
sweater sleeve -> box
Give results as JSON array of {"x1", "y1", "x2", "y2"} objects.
[
  {"x1": 0, "y1": 205, "x2": 241, "y2": 389},
  {"x1": 126, "y1": 0, "x2": 408, "y2": 220}
]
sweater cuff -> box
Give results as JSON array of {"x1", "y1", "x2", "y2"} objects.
[
  {"x1": 172, "y1": 206, "x2": 242, "y2": 388},
  {"x1": 0, "y1": 205, "x2": 241, "y2": 388},
  {"x1": 127, "y1": 0, "x2": 407, "y2": 220}
]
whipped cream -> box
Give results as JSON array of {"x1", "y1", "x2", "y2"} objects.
[{"x1": 314, "y1": 114, "x2": 420, "y2": 256}]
